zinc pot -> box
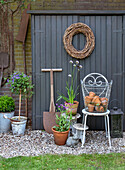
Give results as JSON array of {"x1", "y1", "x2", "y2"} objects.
[
  {"x1": 43, "y1": 112, "x2": 60, "y2": 134},
  {"x1": 0, "y1": 111, "x2": 14, "y2": 133},
  {"x1": 52, "y1": 127, "x2": 70, "y2": 145},
  {"x1": 65, "y1": 101, "x2": 79, "y2": 116},
  {"x1": 11, "y1": 116, "x2": 27, "y2": 136}
]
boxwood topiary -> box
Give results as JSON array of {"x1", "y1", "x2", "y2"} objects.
[{"x1": 0, "y1": 95, "x2": 15, "y2": 112}]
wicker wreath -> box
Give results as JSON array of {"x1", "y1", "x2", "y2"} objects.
[{"x1": 63, "y1": 23, "x2": 95, "y2": 59}]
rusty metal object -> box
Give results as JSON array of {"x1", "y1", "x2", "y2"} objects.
[
  {"x1": 0, "y1": 52, "x2": 9, "y2": 87},
  {"x1": 16, "y1": 4, "x2": 31, "y2": 43}
]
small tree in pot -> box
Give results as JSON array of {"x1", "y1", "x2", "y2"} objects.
[
  {"x1": 6, "y1": 72, "x2": 34, "y2": 135},
  {"x1": 52, "y1": 104, "x2": 72, "y2": 145},
  {"x1": 0, "y1": 95, "x2": 15, "y2": 133}
]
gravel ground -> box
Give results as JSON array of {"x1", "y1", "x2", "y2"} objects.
[{"x1": 0, "y1": 129, "x2": 125, "y2": 158}]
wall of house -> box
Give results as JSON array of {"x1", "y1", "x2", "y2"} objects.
[{"x1": 1, "y1": 0, "x2": 125, "y2": 126}]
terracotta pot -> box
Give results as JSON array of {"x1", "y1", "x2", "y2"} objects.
[
  {"x1": 99, "y1": 106, "x2": 104, "y2": 112},
  {"x1": 92, "y1": 96, "x2": 101, "y2": 105},
  {"x1": 100, "y1": 97, "x2": 108, "y2": 106},
  {"x1": 43, "y1": 112, "x2": 60, "y2": 134},
  {"x1": 89, "y1": 91, "x2": 96, "y2": 100},
  {"x1": 65, "y1": 101, "x2": 79, "y2": 116},
  {"x1": 85, "y1": 96, "x2": 92, "y2": 106},
  {"x1": 95, "y1": 106, "x2": 100, "y2": 112},
  {"x1": 88, "y1": 104, "x2": 94, "y2": 112},
  {"x1": 95, "y1": 106, "x2": 104, "y2": 112},
  {"x1": 52, "y1": 127, "x2": 70, "y2": 145}
]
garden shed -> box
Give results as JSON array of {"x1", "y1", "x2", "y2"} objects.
[{"x1": 28, "y1": 10, "x2": 125, "y2": 131}]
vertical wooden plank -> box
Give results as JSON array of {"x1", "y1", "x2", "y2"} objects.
[
  {"x1": 79, "y1": 16, "x2": 85, "y2": 122},
  {"x1": 89, "y1": 16, "x2": 96, "y2": 129},
  {"x1": 35, "y1": 15, "x2": 41, "y2": 129},
  {"x1": 116, "y1": 16, "x2": 123, "y2": 110},
  {"x1": 101, "y1": 16, "x2": 107, "y2": 76},
  {"x1": 95, "y1": 16, "x2": 101, "y2": 73},
  {"x1": 106, "y1": 16, "x2": 112, "y2": 110},
  {"x1": 61, "y1": 15, "x2": 68, "y2": 105},
  {"x1": 56, "y1": 16, "x2": 62, "y2": 104},
  {"x1": 51, "y1": 15, "x2": 57, "y2": 103},
  {"x1": 123, "y1": 15, "x2": 125, "y2": 130},
  {"x1": 40, "y1": 15, "x2": 46, "y2": 129},
  {"x1": 107, "y1": 16, "x2": 112, "y2": 82},
  {"x1": 31, "y1": 15, "x2": 36, "y2": 130},
  {"x1": 45, "y1": 15, "x2": 51, "y2": 111},
  {"x1": 111, "y1": 16, "x2": 117, "y2": 104}
]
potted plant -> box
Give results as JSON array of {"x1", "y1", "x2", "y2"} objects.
[
  {"x1": 52, "y1": 104, "x2": 72, "y2": 145},
  {"x1": 57, "y1": 60, "x2": 82, "y2": 115},
  {"x1": 6, "y1": 72, "x2": 34, "y2": 135},
  {"x1": 0, "y1": 95, "x2": 15, "y2": 133}
]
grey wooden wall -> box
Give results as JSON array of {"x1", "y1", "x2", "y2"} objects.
[{"x1": 31, "y1": 11, "x2": 125, "y2": 130}]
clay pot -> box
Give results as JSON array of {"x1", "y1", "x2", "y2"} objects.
[
  {"x1": 95, "y1": 106, "x2": 104, "y2": 112},
  {"x1": 92, "y1": 96, "x2": 101, "y2": 105},
  {"x1": 52, "y1": 127, "x2": 70, "y2": 145},
  {"x1": 88, "y1": 104, "x2": 94, "y2": 112},
  {"x1": 100, "y1": 97, "x2": 108, "y2": 106},
  {"x1": 85, "y1": 96, "x2": 92, "y2": 106},
  {"x1": 95, "y1": 106, "x2": 100, "y2": 112},
  {"x1": 89, "y1": 91, "x2": 96, "y2": 100},
  {"x1": 99, "y1": 106, "x2": 104, "y2": 112},
  {"x1": 65, "y1": 101, "x2": 79, "y2": 116}
]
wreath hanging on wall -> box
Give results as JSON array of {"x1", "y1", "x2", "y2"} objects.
[{"x1": 63, "y1": 22, "x2": 95, "y2": 59}]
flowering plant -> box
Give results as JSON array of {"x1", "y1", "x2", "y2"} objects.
[
  {"x1": 53, "y1": 103, "x2": 72, "y2": 132},
  {"x1": 6, "y1": 72, "x2": 34, "y2": 98},
  {"x1": 57, "y1": 60, "x2": 82, "y2": 104},
  {"x1": 6, "y1": 72, "x2": 34, "y2": 120}
]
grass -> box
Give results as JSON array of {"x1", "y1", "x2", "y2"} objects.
[{"x1": 0, "y1": 153, "x2": 125, "y2": 170}]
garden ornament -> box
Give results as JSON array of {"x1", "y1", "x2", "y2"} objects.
[{"x1": 66, "y1": 134, "x2": 79, "y2": 147}]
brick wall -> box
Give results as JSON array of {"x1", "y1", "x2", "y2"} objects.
[{"x1": 1, "y1": 0, "x2": 125, "y2": 125}]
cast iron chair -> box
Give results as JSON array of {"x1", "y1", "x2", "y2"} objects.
[{"x1": 81, "y1": 73, "x2": 113, "y2": 148}]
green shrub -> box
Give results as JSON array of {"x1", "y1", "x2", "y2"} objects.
[{"x1": 0, "y1": 95, "x2": 15, "y2": 112}]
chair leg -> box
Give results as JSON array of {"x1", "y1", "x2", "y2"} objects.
[
  {"x1": 104, "y1": 116, "x2": 108, "y2": 138},
  {"x1": 106, "y1": 115, "x2": 111, "y2": 148},
  {"x1": 82, "y1": 114, "x2": 87, "y2": 147},
  {"x1": 82, "y1": 113, "x2": 85, "y2": 125}
]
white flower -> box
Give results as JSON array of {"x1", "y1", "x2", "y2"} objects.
[
  {"x1": 76, "y1": 60, "x2": 79, "y2": 64},
  {"x1": 73, "y1": 64, "x2": 76, "y2": 67},
  {"x1": 69, "y1": 60, "x2": 73, "y2": 64},
  {"x1": 68, "y1": 74, "x2": 72, "y2": 77},
  {"x1": 79, "y1": 65, "x2": 83, "y2": 68}
]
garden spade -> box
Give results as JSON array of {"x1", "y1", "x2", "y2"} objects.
[
  {"x1": 42, "y1": 68, "x2": 62, "y2": 133},
  {"x1": 0, "y1": 52, "x2": 9, "y2": 87}
]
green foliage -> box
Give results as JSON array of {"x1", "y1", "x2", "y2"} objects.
[
  {"x1": 0, "y1": 95, "x2": 15, "y2": 112},
  {"x1": 53, "y1": 104, "x2": 72, "y2": 132},
  {"x1": 57, "y1": 60, "x2": 82, "y2": 104},
  {"x1": 0, "y1": 153, "x2": 125, "y2": 169},
  {"x1": 6, "y1": 72, "x2": 34, "y2": 98}
]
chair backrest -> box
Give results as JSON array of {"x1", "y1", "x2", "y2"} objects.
[{"x1": 81, "y1": 73, "x2": 112, "y2": 108}]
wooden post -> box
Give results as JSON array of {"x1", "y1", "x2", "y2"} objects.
[{"x1": 19, "y1": 89, "x2": 22, "y2": 120}]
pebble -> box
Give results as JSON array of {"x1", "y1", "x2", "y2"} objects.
[{"x1": 0, "y1": 129, "x2": 125, "y2": 158}]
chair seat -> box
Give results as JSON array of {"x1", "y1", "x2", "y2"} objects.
[{"x1": 82, "y1": 109, "x2": 110, "y2": 116}]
